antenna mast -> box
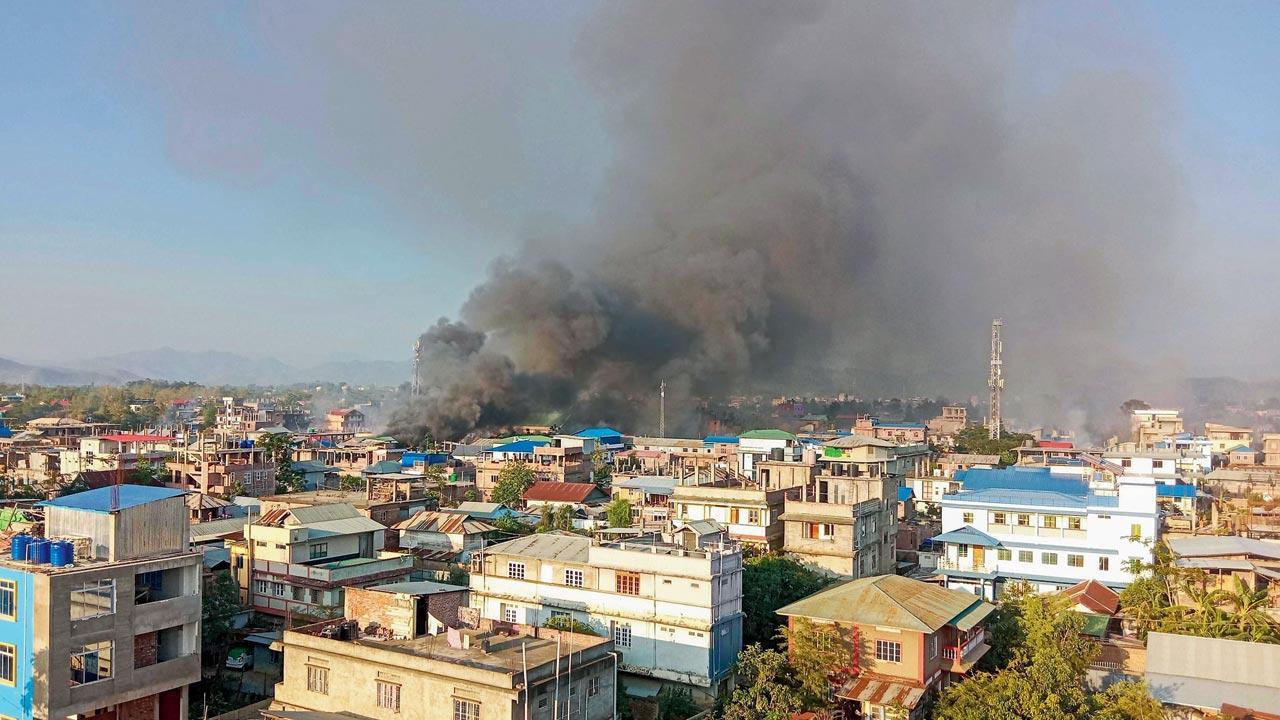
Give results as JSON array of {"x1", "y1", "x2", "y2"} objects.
[
  {"x1": 411, "y1": 338, "x2": 423, "y2": 396},
  {"x1": 659, "y1": 380, "x2": 666, "y2": 437},
  {"x1": 987, "y1": 318, "x2": 1004, "y2": 440}
]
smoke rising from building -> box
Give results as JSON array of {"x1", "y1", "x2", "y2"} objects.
[{"x1": 390, "y1": 1, "x2": 1186, "y2": 441}]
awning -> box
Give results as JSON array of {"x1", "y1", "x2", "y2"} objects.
[
  {"x1": 836, "y1": 675, "x2": 926, "y2": 709},
  {"x1": 951, "y1": 600, "x2": 996, "y2": 631},
  {"x1": 931, "y1": 525, "x2": 1002, "y2": 548}
]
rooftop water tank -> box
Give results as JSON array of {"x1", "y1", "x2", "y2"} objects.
[
  {"x1": 9, "y1": 534, "x2": 30, "y2": 563},
  {"x1": 28, "y1": 539, "x2": 50, "y2": 565},
  {"x1": 50, "y1": 540, "x2": 73, "y2": 568}
]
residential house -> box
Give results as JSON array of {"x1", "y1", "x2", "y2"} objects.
[
  {"x1": 1132, "y1": 409, "x2": 1184, "y2": 450},
  {"x1": 258, "y1": 484, "x2": 432, "y2": 527},
  {"x1": 187, "y1": 492, "x2": 234, "y2": 522},
  {"x1": 522, "y1": 482, "x2": 609, "y2": 511},
  {"x1": 474, "y1": 438, "x2": 594, "y2": 500},
  {"x1": 227, "y1": 503, "x2": 413, "y2": 618},
  {"x1": 670, "y1": 474, "x2": 797, "y2": 551},
  {"x1": 1145, "y1": 632, "x2": 1280, "y2": 716},
  {"x1": 932, "y1": 466, "x2": 1157, "y2": 599},
  {"x1": 1165, "y1": 536, "x2": 1280, "y2": 604},
  {"x1": 1265, "y1": 433, "x2": 1280, "y2": 468},
  {"x1": 927, "y1": 406, "x2": 968, "y2": 437},
  {"x1": 342, "y1": 581, "x2": 469, "y2": 638},
  {"x1": 167, "y1": 432, "x2": 278, "y2": 496},
  {"x1": 1232, "y1": 445, "x2": 1262, "y2": 467},
  {"x1": 776, "y1": 575, "x2": 994, "y2": 719},
  {"x1": 735, "y1": 429, "x2": 801, "y2": 481},
  {"x1": 1206, "y1": 423, "x2": 1254, "y2": 455},
  {"x1": 853, "y1": 417, "x2": 929, "y2": 444},
  {"x1": 324, "y1": 408, "x2": 367, "y2": 433},
  {"x1": 57, "y1": 433, "x2": 174, "y2": 478},
  {"x1": 23, "y1": 417, "x2": 119, "y2": 449},
  {"x1": 469, "y1": 532, "x2": 743, "y2": 703},
  {"x1": 611, "y1": 475, "x2": 676, "y2": 530},
  {"x1": 392, "y1": 511, "x2": 496, "y2": 558},
  {"x1": 574, "y1": 426, "x2": 627, "y2": 454},
  {"x1": 295, "y1": 435, "x2": 404, "y2": 476},
  {"x1": 0, "y1": 485, "x2": 202, "y2": 720}
]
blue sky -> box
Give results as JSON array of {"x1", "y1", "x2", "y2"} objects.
[{"x1": 2, "y1": 1, "x2": 1277, "y2": 375}]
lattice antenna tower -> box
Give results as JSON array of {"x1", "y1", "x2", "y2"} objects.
[{"x1": 988, "y1": 319, "x2": 1004, "y2": 440}]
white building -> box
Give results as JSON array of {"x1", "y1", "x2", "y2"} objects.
[
  {"x1": 735, "y1": 429, "x2": 801, "y2": 480},
  {"x1": 469, "y1": 532, "x2": 743, "y2": 703},
  {"x1": 932, "y1": 466, "x2": 1156, "y2": 599}
]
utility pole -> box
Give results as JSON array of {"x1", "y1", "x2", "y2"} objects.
[
  {"x1": 659, "y1": 380, "x2": 666, "y2": 437},
  {"x1": 988, "y1": 319, "x2": 1004, "y2": 440}
]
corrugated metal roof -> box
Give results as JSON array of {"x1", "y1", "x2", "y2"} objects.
[
  {"x1": 956, "y1": 466, "x2": 1087, "y2": 496},
  {"x1": 836, "y1": 675, "x2": 926, "y2": 709},
  {"x1": 38, "y1": 485, "x2": 185, "y2": 513},
  {"x1": 575, "y1": 427, "x2": 623, "y2": 439},
  {"x1": 1168, "y1": 536, "x2": 1280, "y2": 561},
  {"x1": 739, "y1": 429, "x2": 797, "y2": 441},
  {"x1": 1146, "y1": 632, "x2": 1280, "y2": 711},
  {"x1": 776, "y1": 574, "x2": 992, "y2": 632},
  {"x1": 191, "y1": 516, "x2": 249, "y2": 541},
  {"x1": 484, "y1": 532, "x2": 591, "y2": 563},
  {"x1": 931, "y1": 525, "x2": 1001, "y2": 547},
  {"x1": 490, "y1": 440, "x2": 549, "y2": 454},
  {"x1": 522, "y1": 481, "x2": 603, "y2": 503},
  {"x1": 823, "y1": 434, "x2": 895, "y2": 449},
  {"x1": 393, "y1": 510, "x2": 495, "y2": 535},
  {"x1": 286, "y1": 503, "x2": 364, "y2": 524},
  {"x1": 367, "y1": 580, "x2": 467, "y2": 595},
  {"x1": 304, "y1": 516, "x2": 387, "y2": 537}
]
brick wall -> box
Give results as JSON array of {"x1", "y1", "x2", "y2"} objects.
[
  {"x1": 119, "y1": 694, "x2": 157, "y2": 720},
  {"x1": 134, "y1": 631, "x2": 158, "y2": 669}
]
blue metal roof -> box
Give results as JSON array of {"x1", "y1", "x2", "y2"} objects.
[
  {"x1": 490, "y1": 440, "x2": 549, "y2": 454},
  {"x1": 38, "y1": 485, "x2": 186, "y2": 513},
  {"x1": 872, "y1": 420, "x2": 927, "y2": 429},
  {"x1": 575, "y1": 427, "x2": 623, "y2": 439},
  {"x1": 1157, "y1": 483, "x2": 1198, "y2": 498},
  {"x1": 897, "y1": 486, "x2": 915, "y2": 501},
  {"x1": 703, "y1": 435, "x2": 740, "y2": 444},
  {"x1": 955, "y1": 466, "x2": 1087, "y2": 497},
  {"x1": 932, "y1": 525, "x2": 1002, "y2": 547},
  {"x1": 401, "y1": 451, "x2": 448, "y2": 467},
  {"x1": 949, "y1": 487, "x2": 1088, "y2": 510}
]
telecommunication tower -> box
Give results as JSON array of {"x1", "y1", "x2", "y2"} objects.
[
  {"x1": 659, "y1": 380, "x2": 666, "y2": 437},
  {"x1": 987, "y1": 319, "x2": 1004, "y2": 440},
  {"x1": 411, "y1": 338, "x2": 423, "y2": 396}
]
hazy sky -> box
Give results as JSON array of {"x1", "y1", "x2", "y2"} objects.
[{"x1": 1, "y1": 1, "x2": 1277, "y2": 377}]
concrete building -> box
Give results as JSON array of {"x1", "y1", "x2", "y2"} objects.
[
  {"x1": 777, "y1": 575, "x2": 994, "y2": 719},
  {"x1": 469, "y1": 532, "x2": 742, "y2": 703},
  {"x1": 295, "y1": 436, "x2": 405, "y2": 477},
  {"x1": 227, "y1": 503, "x2": 413, "y2": 618},
  {"x1": 1205, "y1": 423, "x2": 1254, "y2": 455},
  {"x1": 611, "y1": 476, "x2": 676, "y2": 530},
  {"x1": 1231, "y1": 445, "x2": 1262, "y2": 466},
  {"x1": 271, "y1": 599, "x2": 616, "y2": 720},
  {"x1": 23, "y1": 418, "x2": 119, "y2": 449},
  {"x1": 474, "y1": 438, "x2": 594, "y2": 500},
  {"x1": 1265, "y1": 433, "x2": 1280, "y2": 468},
  {"x1": 56, "y1": 434, "x2": 174, "y2": 479},
  {"x1": 1131, "y1": 409, "x2": 1184, "y2": 450},
  {"x1": 167, "y1": 432, "x2": 278, "y2": 497},
  {"x1": 853, "y1": 417, "x2": 929, "y2": 444},
  {"x1": 927, "y1": 406, "x2": 969, "y2": 437},
  {"x1": 932, "y1": 466, "x2": 1157, "y2": 599},
  {"x1": 670, "y1": 476, "x2": 797, "y2": 550},
  {"x1": 0, "y1": 485, "x2": 202, "y2": 720},
  {"x1": 392, "y1": 511, "x2": 495, "y2": 558},
  {"x1": 735, "y1": 429, "x2": 801, "y2": 481},
  {"x1": 323, "y1": 408, "x2": 366, "y2": 433}
]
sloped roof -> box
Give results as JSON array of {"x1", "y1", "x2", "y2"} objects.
[
  {"x1": 363, "y1": 460, "x2": 403, "y2": 474},
  {"x1": 39, "y1": 485, "x2": 185, "y2": 513},
  {"x1": 898, "y1": 486, "x2": 915, "y2": 502},
  {"x1": 739, "y1": 429, "x2": 797, "y2": 441},
  {"x1": 1168, "y1": 536, "x2": 1280, "y2": 561},
  {"x1": 575, "y1": 427, "x2": 623, "y2": 439},
  {"x1": 1063, "y1": 578, "x2": 1120, "y2": 615},
  {"x1": 490, "y1": 440, "x2": 549, "y2": 454},
  {"x1": 187, "y1": 493, "x2": 233, "y2": 511},
  {"x1": 776, "y1": 574, "x2": 992, "y2": 633},
  {"x1": 1230, "y1": 445, "x2": 1257, "y2": 454},
  {"x1": 823, "y1": 434, "x2": 896, "y2": 449},
  {"x1": 484, "y1": 532, "x2": 591, "y2": 563},
  {"x1": 191, "y1": 516, "x2": 249, "y2": 542},
  {"x1": 393, "y1": 510, "x2": 495, "y2": 535},
  {"x1": 522, "y1": 481, "x2": 604, "y2": 504},
  {"x1": 931, "y1": 525, "x2": 1002, "y2": 547},
  {"x1": 1146, "y1": 632, "x2": 1280, "y2": 711}
]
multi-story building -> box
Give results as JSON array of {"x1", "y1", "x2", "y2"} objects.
[
  {"x1": 853, "y1": 417, "x2": 929, "y2": 444},
  {"x1": 612, "y1": 476, "x2": 676, "y2": 530},
  {"x1": 0, "y1": 485, "x2": 202, "y2": 720},
  {"x1": 780, "y1": 435, "x2": 908, "y2": 578},
  {"x1": 1131, "y1": 409, "x2": 1184, "y2": 449},
  {"x1": 1205, "y1": 422, "x2": 1254, "y2": 455},
  {"x1": 932, "y1": 466, "x2": 1157, "y2": 599},
  {"x1": 323, "y1": 408, "x2": 367, "y2": 433},
  {"x1": 295, "y1": 435, "x2": 405, "y2": 476},
  {"x1": 776, "y1": 574, "x2": 994, "y2": 719},
  {"x1": 670, "y1": 476, "x2": 797, "y2": 550},
  {"x1": 473, "y1": 437, "x2": 594, "y2": 500},
  {"x1": 57, "y1": 433, "x2": 174, "y2": 477},
  {"x1": 469, "y1": 532, "x2": 743, "y2": 703},
  {"x1": 271, "y1": 605, "x2": 617, "y2": 720},
  {"x1": 23, "y1": 418, "x2": 119, "y2": 449},
  {"x1": 1264, "y1": 433, "x2": 1280, "y2": 468},
  {"x1": 167, "y1": 431, "x2": 278, "y2": 496},
  {"x1": 227, "y1": 503, "x2": 413, "y2": 617},
  {"x1": 927, "y1": 406, "x2": 969, "y2": 437}
]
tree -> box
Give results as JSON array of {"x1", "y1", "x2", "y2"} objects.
[
  {"x1": 56, "y1": 475, "x2": 92, "y2": 498},
  {"x1": 952, "y1": 425, "x2": 1036, "y2": 466},
  {"x1": 199, "y1": 402, "x2": 218, "y2": 429},
  {"x1": 201, "y1": 570, "x2": 243, "y2": 663},
  {"x1": 654, "y1": 686, "x2": 698, "y2": 720},
  {"x1": 741, "y1": 553, "x2": 835, "y2": 646},
  {"x1": 128, "y1": 458, "x2": 168, "y2": 486},
  {"x1": 590, "y1": 446, "x2": 611, "y2": 491},
  {"x1": 338, "y1": 475, "x2": 364, "y2": 492},
  {"x1": 782, "y1": 618, "x2": 853, "y2": 708},
  {"x1": 543, "y1": 615, "x2": 598, "y2": 635},
  {"x1": 606, "y1": 497, "x2": 633, "y2": 528},
  {"x1": 259, "y1": 432, "x2": 303, "y2": 492},
  {"x1": 491, "y1": 461, "x2": 536, "y2": 505},
  {"x1": 718, "y1": 645, "x2": 806, "y2": 720}
]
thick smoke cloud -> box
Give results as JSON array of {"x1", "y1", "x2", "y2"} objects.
[{"x1": 391, "y1": 1, "x2": 1186, "y2": 440}]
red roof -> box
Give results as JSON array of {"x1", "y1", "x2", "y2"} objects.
[
  {"x1": 521, "y1": 481, "x2": 601, "y2": 504},
  {"x1": 1038, "y1": 440, "x2": 1074, "y2": 449},
  {"x1": 1063, "y1": 578, "x2": 1120, "y2": 615},
  {"x1": 99, "y1": 434, "x2": 173, "y2": 444}
]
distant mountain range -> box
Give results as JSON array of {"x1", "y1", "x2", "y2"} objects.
[{"x1": 0, "y1": 348, "x2": 410, "y2": 387}]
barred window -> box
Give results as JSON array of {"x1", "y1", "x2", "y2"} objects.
[
  {"x1": 508, "y1": 562, "x2": 525, "y2": 580},
  {"x1": 306, "y1": 665, "x2": 329, "y2": 694},
  {"x1": 376, "y1": 681, "x2": 401, "y2": 713},
  {"x1": 613, "y1": 623, "x2": 632, "y2": 648},
  {"x1": 564, "y1": 569, "x2": 584, "y2": 587},
  {"x1": 453, "y1": 699, "x2": 480, "y2": 720}
]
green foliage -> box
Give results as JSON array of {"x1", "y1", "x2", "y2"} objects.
[
  {"x1": 463, "y1": 487, "x2": 480, "y2": 502},
  {"x1": 201, "y1": 570, "x2": 243, "y2": 662},
  {"x1": 952, "y1": 425, "x2": 1036, "y2": 466},
  {"x1": 200, "y1": 402, "x2": 219, "y2": 429},
  {"x1": 591, "y1": 446, "x2": 612, "y2": 490},
  {"x1": 933, "y1": 593, "x2": 1163, "y2": 720},
  {"x1": 445, "y1": 566, "x2": 470, "y2": 586},
  {"x1": 492, "y1": 515, "x2": 535, "y2": 536},
  {"x1": 128, "y1": 458, "x2": 169, "y2": 486},
  {"x1": 259, "y1": 432, "x2": 304, "y2": 492},
  {"x1": 0, "y1": 481, "x2": 47, "y2": 500},
  {"x1": 782, "y1": 618, "x2": 853, "y2": 708},
  {"x1": 542, "y1": 615, "x2": 599, "y2": 636},
  {"x1": 535, "y1": 504, "x2": 576, "y2": 532},
  {"x1": 338, "y1": 475, "x2": 364, "y2": 492},
  {"x1": 56, "y1": 475, "x2": 92, "y2": 497},
  {"x1": 491, "y1": 461, "x2": 536, "y2": 505},
  {"x1": 741, "y1": 552, "x2": 835, "y2": 647},
  {"x1": 655, "y1": 685, "x2": 699, "y2": 720},
  {"x1": 718, "y1": 645, "x2": 806, "y2": 720},
  {"x1": 606, "y1": 497, "x2": 633, "y2": 528}
]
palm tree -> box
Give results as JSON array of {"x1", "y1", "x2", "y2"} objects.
[{"x1": 1221, "y1": 576, "x2": 1280, "y2": 643}]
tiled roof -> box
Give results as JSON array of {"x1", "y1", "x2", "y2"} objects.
[{"x1": 1063, "y1": 578, "x2": 1120, "y2": 615}]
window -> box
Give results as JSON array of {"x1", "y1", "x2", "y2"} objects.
[
  {"x1": 1129, "y1": 524, "x2": 1142, "y2": 540},
  {"x1": 613, "y1": 622, "x2": 633, "y2": 648},
  {"x1": 747, "y1": 509, "x2": 761, "y2": 525},
  {"x1": 1153, "y1": 460, "x2": 1165, "y2": 469},
  {"x1": 307, "y1": 665, "x2": 329, "y2": 694},
  {"x1": 1067, "y1": 517, "x2": 1082, "y2": 530},
  {"x1": 962, "y1": 512, "x2": 974, "y2": 524},
  {"x1": 508, "y1": 562, "x2": 526, "y2": 580},
  {"x1": 502, "y1": 604, "x2": 519, "y2": 623},
  {"x1": 1042, "y1": 552, "x2": 1058, "y2": 565},
  {"x1": 997, "y1": 548, "x2": 1012, "y2": 561},
  {"x1": 992, "y1": 512, "x2": 1006, "y2": 525},
  {"x1": 616, "y1": 572, "x2": 640, "y2": 596},
  {"x1": 587, "y1": 675, "x2": 601, "y2": 697},
  {"x1": 874, "y1": 640, "x2": 902, "y2": 663},
  {"x1": 1043, "y1": 515, "x2": 1057, "y2": 529},
  {"x1": 70, "y1": 580, "x2": 115, "y2": 620},
  {"x1": 308, "y1": 543, "x2": 328, "y2": 560},
  {"x1": 928, "y1": 634, "x2": 938, "y2": 659},
  {"x1": 453, "y1": 699, "x2": 481, "y2": 720},
  {"x1": 806, "y1": 523, "x2": 835, "y2": 540},
  {"x1": 1017, "y1": 514, "x2": 1030, "y2": 527},
  {"x1": 1067, "y1": 554, "x2": 1084, "y2": 568},
  {"x1": 564, "y1": 569, "x2": 584, "y2": 588},
  {"x1": 70, "y1": 641, "x2": 112, "y2": 685},
  {"x1": 1121, "y1": 459, "x2": 1132, "y2": 468},
  {"x1": 0, "y1": 581, "x2": 14, "y2": 621},
  {"x1": 1018, "y1": 550, "x2": 1033, "y2": 563},
  {"x1": 956, "y1": 544, "x2": 968, "y2": 558},
  {"x1": 0, "y1": 644, "x2": 12, "y2": 686},
  {"x1": 376, "y1": 681, "x2": 401, "y2": 713},
  {"x1": 1098, "y1": 557, "x2": 1110, "y2": 571}
]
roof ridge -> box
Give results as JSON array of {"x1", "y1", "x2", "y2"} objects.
[{"x1": 870, "y1": 576, "x2": 932, "y2": 631}]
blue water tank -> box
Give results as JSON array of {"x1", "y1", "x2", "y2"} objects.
[
  {"x1": 28, "y1": 539, "x2": 50, "y2": 564},
  {"x1": 50, "y1": 541, "x2": 73, "y2": 568},
  {"x1": 10, "y1": 534, "x2": 30, "y2": 562}
]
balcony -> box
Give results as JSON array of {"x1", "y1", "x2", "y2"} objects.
[
  {"x1": 253, "y1": 552, "x2": 413, "y2": 586},
  {"x1": 942, "y1": 628, "x2": 988, "y2": 673},
  {"x1": 936, "y1": 557, "x2": 994, "y2": 575}
]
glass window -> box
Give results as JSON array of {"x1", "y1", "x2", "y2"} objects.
[
  {"x1": 376, "y1": 681, "x2": 401, "y2": 713},
  {"x1": 1017, "y1": 514, "x2": 1030, "y2": 527},
  {"x1": 453, "y1": 699, "x2": 481, "y2": 720},
  {"x1": 1042, "y1": 553, "x2": 1058, "y2": 565},
  {"x1": 613, "y1": 623, "x2": 632, "y2": 648},
  {"x1": 0, "y1": 581, "x2": 15, "y2": 621},
  {"x1": 747, "y1": 509, "x2": 761, "y2": 524},
  {"x1": 70, "y1": 580, "x2": 115, "y2": 620},
  {"x1": 962, "y1": 512, "x2": 974, "y2": 524},
  {"x1": 1018, "y1": 550, "x2": 1033, "y2": 563},
  {"x1": 564, "y1": 569, "x2": 584, "y2": 588},
  {"x1": 508, "y1": 562, "x2": 526, "y2": 580},
  {"x1": 928, "y1": 634, "x2": 938, "y2": 659},
  {"x1": 997, "y1": 549, "x2": 1012, "y2": 561},
  {"x1": 1067, "y1": 517, "x2": 1082, "y2": 530},
  {"x1": 70, "y1": 641, "x2": 113, "y2": 685},
  {"x1": 0, "y1": 644, "x2": 12, "y2": 686},
  {"x1": 616, "y1": 572, "x2": 640, "y2": 596},
  {"x1": 874, "y1": 640, "x2": 901, "y2": 663},
  {"x1": 502, "y1": 604, "x2": 518, "y2": 623},
  {"x1": 1067, "y1": 554, "x2": 1084, "y2": 568},
  {"x1": 307, "y1": 665, "x2": 329, "y2": 694},
  {"x1": 1129, "y1": 524, "x2": 1142, "y2": 540},
  {"x1": 1098, "y1": 557, "x2": 1110, "y2": 571},
  {"x1": 1043, "y1": 515, "x2": 1057, "y2": 529},
  {"x1": 957, "y1": 544, "x2": 968, "y2": 558},
  {"x1": 309, "y1": 543, "x2": 328, "y2": 560},
  {"x1": 587, "y1": 675, "x2": 601, "y2": 697},
  {"x1": 991, "y1": 512, "x2": 1006, "y2": 525}
]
